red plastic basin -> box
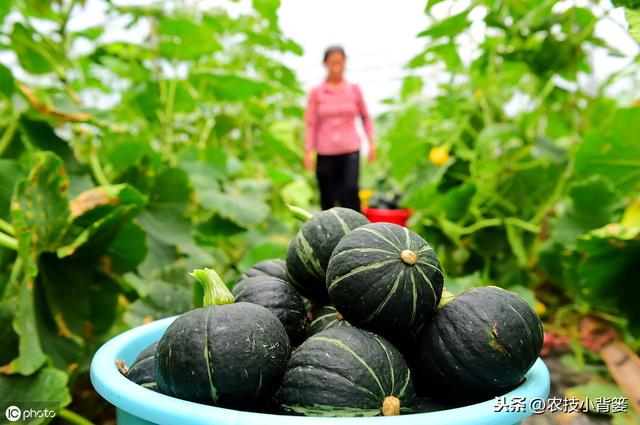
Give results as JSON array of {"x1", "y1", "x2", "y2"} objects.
[{"x1": 362, "y1": 207, "x2": 412, "y2": 227}]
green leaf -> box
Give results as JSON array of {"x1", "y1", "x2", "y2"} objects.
[
  {"x1": 442, "y1": 182, "x2": 475, "y2": 221},
  {"x1": 38, "y1": 253, "x2": 121, "y2": 339},
  {"x1": 507, "y1": 285, "x2": 537, "y2": 309},
  {"x1": 72, "y1": 25, "x2": 105, "y2": 41},
  {"x1": 387, "y1": 105, "x2": 431, "y2": 181},
  {"x1": 190, "y1": 71, "x2": 273, "y2": 101},
  {"x1": 102, "y1": 137, "x2": 159, "y2": 179},
  {"x1": 0, "y1": 367, "x2": 71, "y2": 419},
  {"x1": 444, "y1": 272, "x2": 483, "y2": 295},
  {"x1": 0, "y1": 302, "x2": 19, "y2": 365},
  {"x1": 2, "y1": 269, "x2": 47, "y2": 374},
  {"x1": 237, "y1": 242, "x2": 288, "y2": 273},
  {"x1": 11, "y1": 152, "x2": 70, "y2": 255},
  {"x1": 549, "y1": 175, "x2": 623, "y2": 247},
  {"x1": 19, "y1": 117, "x2": 85, "y2": 175},
  {"x1": 149, "y1": 167, "x2": 192, "y2": 209},
  {"x1": 138, "y1": 208, "x2": 192, "y2": 248},
  {"x1": 400, "y1": 76, "x2": 424, "y2": 99},
  {"x1": 124, "y1": 279, "x2": 192, "y2": 326},
  {"x1": 574, "y1": 225, "x2": 640, "y2": 332},
  {"x1": 137, "y1": 167, "x2": 193, "y2": 249},
  {"x1": 0, "y1": 160, "x2": 26, "y2": 219},
  {"x1": 10, "y1": 23, "x2": 63, "y2": 75},
  {"x1": 425, "y1": 0, "x2": 447, "y2": 13},
  {"x1": 253, "y1": 0, "x2": 280, "y2": 27},
  {"x1": 0, "y1": 0, "x2": 11, "y2": 24},
  {"x1": 59, "y1": 185, "x2": 147, "y2": 259},
  {"x1": 568, "y1": 176, "x2": 623, "y2": 229},
  {"x1": 418, "y1": 9, "x2": 471, "y2": 39},
  {"x1": 409, "y1": 43, "x2": 461, "y2": 70},
  {"x1": 575, "y1": 108, "x2": 640, "y2": 195},
  {"x1": 625, "y1": 7, "x2": 640, "y2": 43},
  {"x1": 612, "y1": 0, "x2": 640, "y2": 7},
  {"x1": 105, "y1": 222, "x2": 147, "y2": 275},
  {"x1": 158, "y1": 17, "x2": 221, "y2": 60},
  {"x1": 194, "y1": 215, "x2": 245, "y2": 246},
  {"x1": 4, "y1": 153, "x2": 70, "y2": 374},
  {"x1": 0, "y1": 64, "x2": 14, "y2": 97},
  {"x1": 199, "y1": 189, "x2": 271, "y2": 227},
  {"x1": 280, "y1": 179, "x2": 313, "y2": 210}
]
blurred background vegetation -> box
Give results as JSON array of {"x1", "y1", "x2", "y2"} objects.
[{"x1": 0, "y1": 0, "x2": 639, "y2": 423}]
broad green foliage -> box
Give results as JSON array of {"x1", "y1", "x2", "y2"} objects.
[
  {"x1": 615, "y1": 1, "x2": 640, "y2": 43},
  {"x1": 0, "y1": 367, "x2": 71, "y2": 423},
  {"x1": 372, "y1": 0, "x2": 640, "y2": 344},
  {"x1": 0, "y1": 0, "x2": 306, "y2": 419}
]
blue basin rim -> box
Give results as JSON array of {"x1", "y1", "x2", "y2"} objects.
[{"x1": 90, "y1": 316, "x2": 551, "y2": 425}]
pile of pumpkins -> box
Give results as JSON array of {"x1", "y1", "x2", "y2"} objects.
[{"x1": 120, "y1": 207, "x2": 543, "y2": 416}]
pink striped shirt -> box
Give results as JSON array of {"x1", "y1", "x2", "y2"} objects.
[{"x1": 304, "y1": 80, "x2": 374, "y2": 155}]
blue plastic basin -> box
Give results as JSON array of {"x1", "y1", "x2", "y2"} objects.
[{"x1": 91, "y1": 316, "x2": 550, "y2": 425}]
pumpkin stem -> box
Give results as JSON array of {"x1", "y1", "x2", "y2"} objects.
[
  {"x1": 437, "y1": 289, "x2": 455, "y2": 308},
  {"x1": 190, "y1": 268, "x2": 235, "y2": 307},
  {"x1": 400, "y1": 249, "x2": 417, "y2": 265},
  {"x1": 381, "y1": 396, "x2": 400, "y2": 416},
  {"x1": 287, "y1": 204, "x2": 314, "y2": 222},
  {"x1": 336, "y1": 312, "x2": 344, "y2": 321}
]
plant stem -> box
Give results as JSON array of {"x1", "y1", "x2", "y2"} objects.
[
  {"x1": 0, "y1": 218, "x2": 14, "y2": 236},
  {"x1": 3, "y1": 256, "x2": 22, "y2": 298},
  {"x1": 504, "y1": 217, "x2": 540, "y2": 234},
  {"x1": 456, "y1": 218, "x2": 503, "y2": 236},
  {"x1": 190, "y1": 268, "x2": 234, "y2": 307},
  {"x1": 89, "y1": 149, "x2": 110, "y2": 186},
  {"x1": 58, "y1": 408, "x2": 96, "y2": 425},
  {"x1": 0, "y1": 118, "x2": 18, "y2": 157},
  {"x1": 287, "y1": 204, "x2": 314, "y2": 222},
  {"x1": 0, "y1": 232, "x2": 18, "y2": 251},
  {"x1": 532, "y1": 155, "x2": 574, "y2": 225}
]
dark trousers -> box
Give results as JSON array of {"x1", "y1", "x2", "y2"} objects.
[{"x1": 316, "y1": 151, "x2": 361, "y2": 211}]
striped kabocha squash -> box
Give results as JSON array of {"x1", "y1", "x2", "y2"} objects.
[
  {"x1": 240, "y1": 259, "x2": 288, "y2": 282},
  {"x1": 307, "y1": 304, "x2": 352, "y2": 336},
  {"x1": 232, "y1": 275, "x2": 308, "y2": 345},
  {"x1": 277, "y1": 326, "x2": 415, "y2": 416},
  {"x1": 286, "y1": 207, "x2": 369, "y2": 300},
  {"x1": 326, "y1": 222, "x2": 444, "y2": 338},
  {"x1": 417, "y1": 286, "x2": 543, "y2": 402},
  {"x1": 121, "y1": 341, "x2": 158, "y2": 392},
  {"x1": 155, "y1": 269, "x2": 290, "y2": 410}
]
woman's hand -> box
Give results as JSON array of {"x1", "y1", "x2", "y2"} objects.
[
  {"x1": 368, "y1": 142, "x2": 377, "y2": 164},
  {"x1": 304, "y1": 151, "x2": 315, "y2": 171}
]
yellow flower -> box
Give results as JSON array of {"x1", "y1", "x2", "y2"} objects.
[
  {"x1": 535, "y1": 301, "x2": 547, "y2": 316},
  {"x1": 429, "y1": 146, "x2": 450, "y2": 166}
]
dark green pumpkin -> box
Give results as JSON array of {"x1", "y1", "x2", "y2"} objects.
[
  {"x1": 307, "y1": 304, "x2": 352, "y2": 336},
  {"x1": 326, "y1": 222, "x2": 444, "y2": 337},
  {"x1": 416, "y1": 286, "x2": 544, "y2": 402},
  {"x1": 155, "y1": 269, "x2": 290, "y2": 410},
  {"x1": 286, "y1": 207, "x2": 369, "y2": 300},
  {"x1": 240, "y1": 259, "x2": 288, "y2": 281},
  {"x1": 232, "y1": 275, "x2": 308, "y2": 345},
  {"x1": 277, "y1": 326, "x2": 415, "y2": 417},
  {"x1": 125, "y1": 341, "x2": 158, "y2": 392}
]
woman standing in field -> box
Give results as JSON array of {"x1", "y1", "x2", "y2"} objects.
[{"x1": 304, "y1": 45, "x2": 376, "y2": 211}]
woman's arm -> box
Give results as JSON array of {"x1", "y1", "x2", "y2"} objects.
[
  {"x1": 304, "y1": 89, "x2": 318, "y2": 170},
  {"x1": 354, "y1": 85, "x2": 376, "y2": 162}
]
